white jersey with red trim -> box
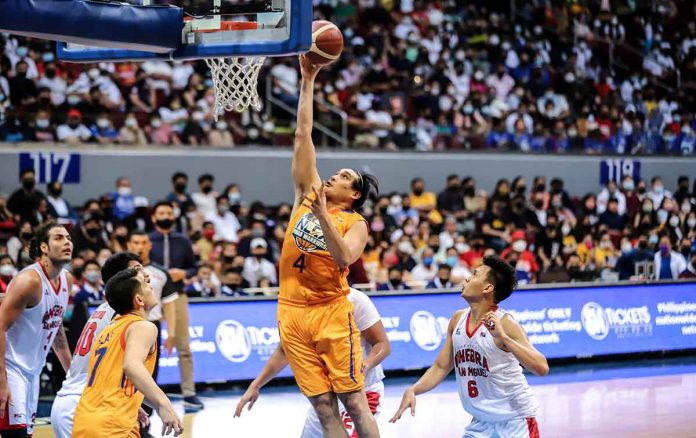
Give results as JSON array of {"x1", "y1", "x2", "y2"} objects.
[
  {"x1": 56, "y1": 302, "x2": 116, "y2": 396},
  {"x1": 347, "y1": 289, "x2": 385, "y2": 387},
  {"x1": 452, "y1": 308, "x2": 538, "y2": 422},
  {"x1": 5, "y1": 262, "x2": 69, "y2": 376}
]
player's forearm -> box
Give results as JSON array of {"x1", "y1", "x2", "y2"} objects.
[
  {"x1": 501, "y1": 336, "x2": 549, "y2": 376},
  {"x1": 296, "y1": 77, "x2": 316, "y2": 139},
  {"x1": 251, "y1": 347, "x2": 289, "y2": 389},
  {"x1": 124, "y1": 360, "x2": 170, "y2": 409},
  {"x1": 363, "y1": 340, "x2": 390, "y2": 372},
  {"x1": 316, "y1": 215, "x2": 354, "y2": 269},
  {"x1": 162, "y1": 301, "x2": 176, "y2": 339},
  {"x1": 52, "y1": 326, "x2": 72, "y2": 372},
  {"x1": 411, "y1": 364, "x2": 451, "y2": 395}
]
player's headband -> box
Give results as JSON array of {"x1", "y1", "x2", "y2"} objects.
[{"x1": 351, "y1": 168, "x2": 365, "y2": 192}]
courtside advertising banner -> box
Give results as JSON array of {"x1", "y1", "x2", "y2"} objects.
[{"x1": 129, "y1": 282, "x2": 696, "y2": 385}]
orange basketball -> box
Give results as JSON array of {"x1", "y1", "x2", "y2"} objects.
[{"x1": 307, "y1": 20, "x2": 343, "y2": 66}]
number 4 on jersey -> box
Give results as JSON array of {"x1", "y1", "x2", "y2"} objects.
[{"x1": 293, "y1": 254, "x2": 306, "y2": 273}]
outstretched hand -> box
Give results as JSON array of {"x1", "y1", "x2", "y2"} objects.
[
  {"x1": 299, "y1": 54, "x2": 322, "y2": 80},
  {"x1": 303, "y1": 185, "x2": 329, "y2": 220}
]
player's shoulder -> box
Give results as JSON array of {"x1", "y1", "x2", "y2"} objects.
[
  {"x1": 448, "y1": 308, "x2": 468, "y2": 332},
  {"x1": 10, "y1": 267, "x2": 42, "y2": 290}
]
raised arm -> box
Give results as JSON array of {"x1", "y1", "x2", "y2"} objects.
[
  {"x1": 234, "y1": 345, "x2": 289, "y2": 417},
  {"x1": 0, "y1": 271, "x2": 41, "y2": 417},
  {"x1": 124, "y1": 321, "x2": 183, "y2": 436},
  {"x1": 390, "y1": 310, "x2": 462, "y2": 423},
  {"x1": 291, "y1": 55, "x2": 323, "y2": 211}
]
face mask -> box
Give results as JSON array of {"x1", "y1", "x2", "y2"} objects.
[
  {"x1": 389, "y1": 279, "x2": 402, "y2": 287},
  {"x1": 455, "y1": 243, "x2": 469, "y2": 253},
  {"x1": 22, "y1": 179, "x2": 35, "y2": 191},
  {"x1": 649, "y1": 235, "x2": 659, "y2": 245},
  {"x1": 85, "y1": 271, "x2": 101, "y2": 284},
  {"x1": 621, "y1": 243, "x2": 633, "y2": 253},
  {"x1": 117, "y1": 187, "x2": 132, "y2": 196},
  {"x1": 87, "y1": 228, "x2": 101, "y2": 238},
  {"x1": 659, "y1": 244, "x2": 670, "y2": 254},
  {"x1": 125, "y1": 118, "x2": 138, "y2": 128},
  {"x1": 151, "y1": 119, "x2": 162, "y2": 128},
  {"x1": 21, "y1": 231, "x2": 33, "y2": 241},
  {"x1": 653, "y1": 185, "x2": 664, "y2": 194},
  {"x1": 623, "y1": 181, "x2": 635, "y2": 191},
  {"x1": 215, "y1": 121, "x2": 227, "y2": 130},
  {"x1": 688, "y1": 218, "x2": 696, "y2": 228},
  {"x1": 67, "y1": 95, "x2": 81, "y2": 106},
  {"x1": 446, "y1": 256, "x2": 458, "y2": 267},
  {"x1": 533, "y1": 200, "x2": 544, "y2": 209},
  {"x1": 174, "y1": 182, "x2": 186, "y2": 193},
  {"x1": 657, "y1": 210, "x2": 669, "y2": 224},
  {"x1": 16, "y1": 46, "x2": 28, "y2": 57},
  {"x1": 227, "y1": 192, "x2": 241, "y2": 204},
  {"x1": 156, "y1": 219, "x2": 174, "y2": 230},
  {"x1": 642, "y1": 204, "x2": 653, "y2": 213},
  {"x1": 97, "y1": 119, "x2": 110, "y2": 129},
  {"x1": 512, "y1": 240, "x2": 527, "y2": 252},
  {"x1": 50, "y1": 188, "x2": 62, "y2": 197},
  {"x1": 637, "y1": 187, "x2": 646, "y2": 194},
  {"x1": 201, "y1": 185, "x2": 213, "y2": 194},
  {"x1": 252, "y1": 229, "x2": 265, "y2": 238},
  {"x1": 394, "y1": 123, "x2": 406, "y2": 134},
  {"x1": 67, "y1": 122, "x2": 79, "y2": 129},
  {"x1": 115, "y1": 234, "x2": 127, "y2": 245},
  {"x1": 423, "y1": 256, "x2": 433, "y2": 267},
  {"x1": 561, "y1": 224, "x2": 571, "y2": 236},
  {"x1": 681, "y1": 203, "x2": 692, "y2": 214},
  {"x1": 218, "y1": 206, "x2": 229, "y2": 215},
  {"x1": 669, "y1": 216, "x2": 680, "y2": 227},
  {"x1": 0, "y1": 265, "x2": 15, "y2": 277},
  {"x1": 36, "y1": 119, "x2": 50, "y2": 129}
]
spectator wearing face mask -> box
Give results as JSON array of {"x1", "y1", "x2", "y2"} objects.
[
  {"x1": 45, "y1": 181, "x2": 77, "y2": 225},
  {"x1": 220, "y1": 268, "x2": 250, "y2": 296},
  {"x1": 57, "y1": 109, "x2": 93, "y2": 144},
  {"x1": 0, "y1": 255, "x2": 17, "y2": 295},
  {"x1": 194, "y1": 221, "x2": 217, "y2": 262},
  {"x1": 192, "y1": 174, "x2": 218, "y2": 217},
  {"x1": 599, "y1": 198, "x2": 628, "y2": 231},
  {"x1": 7, "y1": 169, "x2": 45, "y2": 225},
  {"x1": 410, "y1": 247, "x2": 438, "y2": 282},
  {"x1": 146, "y1": 116, "x2": 181, "y2": 145},
  {"x1": 109, "y1": 177, "x2": 135, "y2": 220},
  {"x1": 72, "y1": 212, "x2": 108, "y2": 254},
  {"x1": 410, "y1": 178, "x2": 442, "y2": 224},
  {"x1": 242, "y1": 238, "x2": 277, "y2": 287},
  {"x1": 73, "y1": 260, "x2": 104, "y2": 303},
  {"x1": 615, "y1": 237, "x2": 654, "y2": 280},
  {"x1": 205, "y1": 195, "x2": 241, "y2": 243},
  {"x1": 119, "y1": 113, "x2": 147, "y2": 145},
  {"x1": 426, "y1": 264, "x2": 455, "y2": 289},
  {"x1": 186, "y1": 264, "x2": 221, "y2": 298},
  {"x1": 90, "y1": 112, "x2": 120, "y2": 144},
  {"x1": 377, "y1": 266, "x2": 411, "y2": 291},
  {"x1": 500, "y1": 230, "x2": 539, "y2": 283},
  {"x1": 654, "y1": 235, "x2": 687, "y2": 279},
  {"x1": 29, "y1": 109, "x2": 56, "y2": 142},
  {"x1": 183, "y1": 107, "x2": 207, "y2": 145},
  {"x1": 647, "y1": 176, "x2": 673, "y2": 209},
  {"x1": 8, "y1": 60, "x2": 37, "y2": 106},
  {"x1": 208, "y1": 119, "x2": 234, "y2": 147},
  {"x1": 673, "y1": 176, "x2": 691, "y2": 205}
]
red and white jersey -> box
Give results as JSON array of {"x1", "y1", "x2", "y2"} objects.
[
  {"x1": 347, "y1": 289, "x2": 385, "y2": 388},
  {"x1": 5, "y1": 262, "x2": 69, "y2": 376},
  {"x1": 452, "y1": 308, "x2": 538, "y2": 422},
  {"x1": 56, "y1": 302, "x2": 116, "y2": 396}
]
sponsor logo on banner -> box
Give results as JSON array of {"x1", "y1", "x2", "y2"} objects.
[
  {"x1": 216, "y1": 320, "x2": 252, "y2": 362},
  {"x1": 581, "y1": 302, "x2": 652, "y2": 340},
  {"x1": 410, "y1": 311, "x2": 447, "y2": 351},
  {"x1": 215, "y1": 320, "x2": 281, "y2": 363}
]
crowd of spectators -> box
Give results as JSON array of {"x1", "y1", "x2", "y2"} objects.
[
  {"x1": 1, "y1": 170, "x2": 694, "y2": 299},
  {"x1": 1, "y1": 0, "x2": 695, "y2": 151}
]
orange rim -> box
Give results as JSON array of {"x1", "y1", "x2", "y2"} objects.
[{"x1": 184, "y1": 17, "x2": 258, "y2": 33}]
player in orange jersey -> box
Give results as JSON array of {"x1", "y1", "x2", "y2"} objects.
[
  {"x1": 72, "y1": 268, "x2": 183, "y2": 437},
  {"x1": 275, "y1": 54, "x2": 380, "y2": 438}
]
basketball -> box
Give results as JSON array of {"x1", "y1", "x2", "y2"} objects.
[{"x1": 307, "y1": 20, "x2": 343, "y2": 66}]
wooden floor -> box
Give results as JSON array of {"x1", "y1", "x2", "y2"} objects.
[{"x1": 33, "y1": 365, "x2": 696, "y2": 437}]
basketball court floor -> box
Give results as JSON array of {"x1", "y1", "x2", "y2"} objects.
[{"x1": 33, "y1": 357, "x2": 696, "y2": 437}]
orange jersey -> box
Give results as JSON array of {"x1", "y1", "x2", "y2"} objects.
[
  {"x1": 72, "y1": 313, "x2": 156, "y2": 438},
  {"x1": 279, "y1": 200, "x2": 366, "y2": 305}
]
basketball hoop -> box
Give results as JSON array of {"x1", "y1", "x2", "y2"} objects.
[
  {"x1": 205, "y1": 56, "x2": 265, "y2": 117},
  {"x1": 188, "y1": 19, "x2": 266, "y2": 118}
]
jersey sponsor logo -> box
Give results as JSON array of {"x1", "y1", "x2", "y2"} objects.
[
  {"x1": 581, "y1": 302, "x2": 652, "y2": 340},
  {"x1": 42, "y1": 304, "x2": 64, "y2": 330},
  {"x1": 409, "y1": 311, "x2": 447, "y2": 351},
  {"x1": 292, "y1": 213, "x2": 327, "y2": 253}
]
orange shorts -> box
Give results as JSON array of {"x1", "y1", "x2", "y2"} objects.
[{"x1": 278, "y1": 296, "x2": 364, "y2": 397}]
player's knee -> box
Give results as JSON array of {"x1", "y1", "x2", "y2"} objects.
[
  {"x1": 0, "y1": 428, "x2": 28, "y2": 438},
  {"x1": 340, "y1": 393, "x2": 370, "y2": 420},
  {"x1": 311, "y1": 394, "x2": 339, "y2": 424}
]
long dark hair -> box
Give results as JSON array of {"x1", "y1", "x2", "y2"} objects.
[
  {"x1": 351, "y1": 170, "x2": 379, "y2": 210},
  {"x1": 29, "y1": 223, "x2": 64, "y2": 260}
]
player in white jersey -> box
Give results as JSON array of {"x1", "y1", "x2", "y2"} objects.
[
  {"x1": 0, "y1": 224, "x2": 74, "y2": 438},
  {"x1": 50, "y1": 252, "x2": 149, "y2": 438},
  {"x1": 235, "y1": 288, "x2": 390, "y2": 437},
  {"x1": 391, "y1": 257, "x2": 548, "y2": 438}
]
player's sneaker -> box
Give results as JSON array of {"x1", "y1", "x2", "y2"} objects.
[{"x1": 184, "y1": 395, "x2": 205, "y2": 410}]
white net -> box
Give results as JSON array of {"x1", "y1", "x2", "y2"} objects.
[{"x1": 205, "y1": 56, "x2": 266, "y2": 118}]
